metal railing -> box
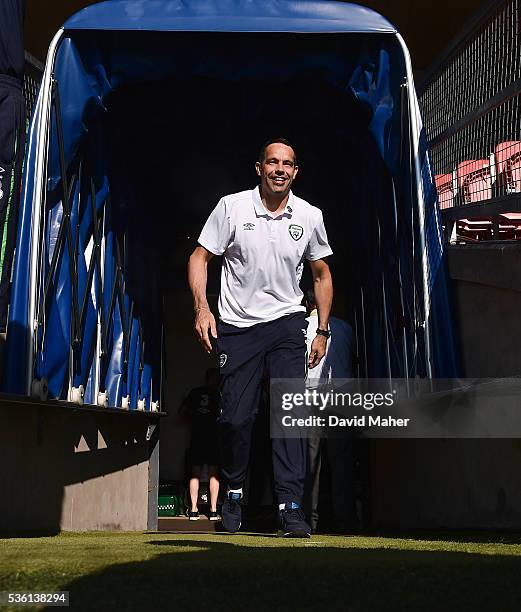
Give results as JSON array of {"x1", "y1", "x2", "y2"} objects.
[
  {"x1": 10, "y1": 53, "x2": 161, "y2": 411},
  {"x1": 28, "y1": 77, "x2": 160, "y2": 410},
  {"x1": 419, "y1": 0, "x2": 521, "y2": 242}
]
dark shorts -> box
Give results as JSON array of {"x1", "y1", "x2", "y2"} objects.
[{"x1": 190, "y1": 433, "x2": 220, "y2": 467}]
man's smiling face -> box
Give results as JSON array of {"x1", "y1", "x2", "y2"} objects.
[{"x1": 255, "y1": 142, "x2": 298, "y2": 198}]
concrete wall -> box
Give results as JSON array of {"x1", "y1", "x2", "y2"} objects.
[
  {"x1": 447, "y1": 244, "x2": 521, "y2": 377},
  {"x1": 371, "y1": 244, "x2": 521, "y2": 529},
  {"x1": 0, "y1": 400, "x2": 160, "y2": 533},
  {"x1": 371, "y1": 439, "x2": 521, "y2": 529}
]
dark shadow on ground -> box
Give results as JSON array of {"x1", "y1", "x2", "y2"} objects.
[
  {"x1": 154, "y1": 530, "x2": 277, "y2": 538},
  {"x1": 150, "y1": 527, "x2": 521, "y2": 544},
  {"x1": 364, "y1": 529, "x2": 521, "y2": 545},
  {"x1": 56, "y1": 536, "x2": 521, "y2": 610}
]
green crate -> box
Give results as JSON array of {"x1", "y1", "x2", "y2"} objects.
[
  {"x1": 158, "y1": 495, "x2": 178, "y2": 517},
  {"x1": 158, "y1": 493, "x2": 186, "y2": 517}
]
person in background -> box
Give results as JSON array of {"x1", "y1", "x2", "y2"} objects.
[
  {"x1": 304, "y1": 288, "x2": 358, "y2": 533},
  {"x1": 179, "y1": 368, "x2": 221, "y2": 521},
  {"x1": 0, "y1": 0, "x2": 26, "y2": 332}
]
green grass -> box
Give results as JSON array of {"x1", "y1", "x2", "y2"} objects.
[{"x1": 2, "y1": 531, "x2": 521, "y2": 610}]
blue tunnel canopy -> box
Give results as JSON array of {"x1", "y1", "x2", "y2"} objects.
[
  {"x1": 3, "y1": 0, "x2": 459, "y2": 406},
  {"x1": 63, "y1": 0, "x2": 397, "y2": 34}
]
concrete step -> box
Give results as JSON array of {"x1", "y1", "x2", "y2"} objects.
[{"x1": 158, "y1": 516, "x2": 221, "y2": 532}]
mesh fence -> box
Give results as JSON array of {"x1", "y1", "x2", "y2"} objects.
[
  {"x1": 23, "y1": 52, "x2": 44, "y2": 122},
  {"x1": 419, "y1": 0, "x2": 521, "y2": 241}
]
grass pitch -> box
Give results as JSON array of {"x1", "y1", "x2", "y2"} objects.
[{"x1": 2, "y1": 531, "x2": 521, "y2": 610}]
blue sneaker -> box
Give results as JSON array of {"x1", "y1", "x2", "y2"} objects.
[
  {"x1": 278, "y1": 502, "x2": 311, "y2": 538},
  {"x1": 222, "y1": 492, "x2": 242, "y2": 533}
]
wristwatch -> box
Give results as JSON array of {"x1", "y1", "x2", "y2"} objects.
[{"x1": 315, "y1": 328, "x2": 331, "y2": 339}]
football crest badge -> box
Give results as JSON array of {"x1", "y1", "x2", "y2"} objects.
[{"x1": 288, "y1": 224, "x2": 303, "y2": 241}]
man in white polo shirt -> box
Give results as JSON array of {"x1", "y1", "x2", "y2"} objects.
[{"x1": 188, "y1": 138, "x2": 333, "y2": 537}]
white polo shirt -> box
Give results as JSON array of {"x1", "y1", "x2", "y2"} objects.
[{"x1": 198, "y1": 186, "x2": 333, "y2": 327}]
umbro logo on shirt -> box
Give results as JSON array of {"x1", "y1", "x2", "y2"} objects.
[{"x1": 243, "y1": 222, "x2": 255, "y2": 230}]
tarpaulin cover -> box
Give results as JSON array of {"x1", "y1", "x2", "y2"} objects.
[
  {"x1": 3, "y1": 0, "x2": 459, "y2": 406},
  {"x1": 64, "y1": 0, "x2": 396, "y2": 34}
]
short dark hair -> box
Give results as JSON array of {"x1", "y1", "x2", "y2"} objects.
[{"x1": 258, "y1": 138, "x2": 298, "y2": 164}]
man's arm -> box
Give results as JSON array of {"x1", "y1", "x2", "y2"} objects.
[
  {"x1": 188, "y1": 246, "x2": 217, "y2": 353},
  {"x1": 308, "y1": 258, "x2": 333, "y2": 368}
]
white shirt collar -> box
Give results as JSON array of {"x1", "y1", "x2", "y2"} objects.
[{"x1": 252, "y1": 185, "x2": 294, "y2": 219}]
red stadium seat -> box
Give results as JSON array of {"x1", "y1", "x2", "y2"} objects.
[
  {"x1": 494, "y1": 141, "x2": 521, "y2": 194},
  {"x1": 498, "y1": 212, "x2": 521, "y2": 240},
  {"x1": 457, "y1": 217, "x2": 493, "y2": 241},
  {"x1": 434, "y1": 172, "x2": 455, "y2": 209},
  {"x1": 457, "y1": 159, "x2": 492, "y2": 203}
]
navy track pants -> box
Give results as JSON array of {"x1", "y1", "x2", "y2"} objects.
[{"x1": 215, "y1": 312, "x2": 308, "y2": 505}]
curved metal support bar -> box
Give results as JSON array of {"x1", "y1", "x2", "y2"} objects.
[{"x1": 26, "y1": 28, "x2": 64, "y2": 396}]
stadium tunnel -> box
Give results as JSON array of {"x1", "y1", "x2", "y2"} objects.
[{"x1": 3, "y1": 0, "x2": 459, "y2": 419}]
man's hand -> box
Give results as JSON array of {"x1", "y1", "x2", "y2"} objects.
[
  {"x1": 308, "y1": 334, "x2": 327, "y2": 369},
  {"x1": 194, "y1": 307, "x2": 217, "y2": 353}
]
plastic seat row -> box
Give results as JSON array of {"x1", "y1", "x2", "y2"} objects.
[
  {"x1": 434, "y1": 140, "x2": 521, "y2": 209},
  {"x1": 456, "y1": 213, "x2": 521, "y2": 241},
  {"x1": 434, "y1": 141, "x2": 521, "y2": 241}
]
